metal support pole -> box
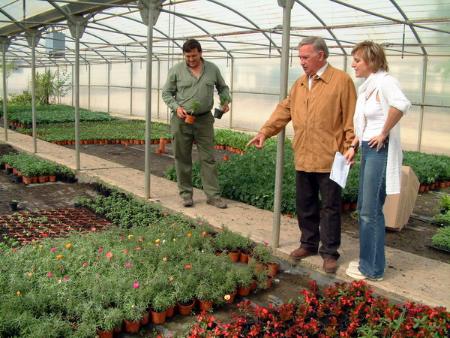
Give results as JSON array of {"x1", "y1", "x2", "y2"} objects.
[
  {"x1": 272, "y1": 0, "x2": 294, "y2": 249},
  {"x1": 1, "y1": 38, "x2": 10, "y2": 141},
  {"x1": 74, "y1": 23, "x2": 81, "y2": 171},
  {"x1": 107, "y1": 62, "x2": 111, "y2": 113},
  {"x1": 229, "y1": 57, "x2": 234, "y2": 129},
  {"x1": 26, "y1": 31, "x2": 40, "y2": 154},
  {"x1": 71, "y1": 64, "x2": 74, "y2": 106},
  {"x1": 139, "y1": 0, "x2": 162, "y2": 199},
  {"x1": 130, "y1": 61, "x2": 133, "y2": 115},
  {"x1": 418, "y1": 56, "x2": 428, "y2": 152},
  {"x1": 68, "y1": 15, "x2": 87, "y2": 172},
  {"x1": 31, "y1": 37, "x2": 37, "y2": 153},
  {"x1": 144, "y1": 8, "x2": 154, "y2": 199},
  {"x1": 157, "y1": 59, "x2": 161, "y2": 119},
  {"x1": 88, "y1": 63, "x2": 91, "y2": 111}
]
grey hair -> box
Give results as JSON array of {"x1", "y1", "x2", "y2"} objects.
[{"x1": 298, "y1": 36, "x2": 329, "y2": 58}]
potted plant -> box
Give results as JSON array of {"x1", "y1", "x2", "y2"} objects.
[
  {"x1": 234, "y1": 265, "x2": 254, "y2": 296},
  {"x1": 185, "y1": 100, "x2": 200, "y2": 124},
  {"x1": 96, "y1": 307, "x2": 123, "y2": 338},
  {"x1": 214, "y1": 93, "x2": 231, "y2": 119},
  {"x1": 214, "y1": 227, "x2": 248, "y2": 261},
  {"x1": 151, "y1": 293, "x2": 173, "y2": 324}
]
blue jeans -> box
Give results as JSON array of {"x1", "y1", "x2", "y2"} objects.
[{"x1": 358, "y1": 141, "x2": 388, "y2": 279}]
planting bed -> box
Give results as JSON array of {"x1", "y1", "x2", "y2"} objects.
[
  {"x1": 0, "y1": 207, "x2": 112, "y2": 245},
  {"x1": 69, "y1": 141, "x2": 450, "y2": 263}
]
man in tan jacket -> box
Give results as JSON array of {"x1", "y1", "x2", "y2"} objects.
[{"x1": 247, "y1": 36, "x2": 356, "y2": 274}]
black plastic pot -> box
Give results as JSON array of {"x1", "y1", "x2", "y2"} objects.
[
  {"x1": 9, "y1": 201, "x2": 19, "y2": 211},
  {"x1": 214, "y1": 108, "x2": 224, "y2": 119}
]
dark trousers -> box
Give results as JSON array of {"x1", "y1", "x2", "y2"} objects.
[{"x1": 295, "y1": 171, "x2": 342, "y2": 259}]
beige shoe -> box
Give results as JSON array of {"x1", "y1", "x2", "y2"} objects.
[{"x1": 206, "y1": 197, "x2": 227, "y2": 209}]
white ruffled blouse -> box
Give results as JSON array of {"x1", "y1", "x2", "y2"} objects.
[{"x1": 354, "y1": 71, "x2": 411, "y2": 195}]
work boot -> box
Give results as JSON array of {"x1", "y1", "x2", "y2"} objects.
[
  {"x1": 206, "y1": 196, "x2": 227, "y2": 209},
  {"x1": 323, "y1": 257, "x2": 338, "y2": 274},
  {"x1": 182, "y1": 196, "x2": 193, "y2": 207},
  {"x1": 289, "y1": 247, "x2": 317, "y2": 261}
]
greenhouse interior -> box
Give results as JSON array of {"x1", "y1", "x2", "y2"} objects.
[{"x1": 0, "y1": 1, "x2": 449, "y2": 337}]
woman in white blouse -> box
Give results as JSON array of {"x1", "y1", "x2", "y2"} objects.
[{"x1": 344, "y1": 41, "x2": 411, "y2": 281}]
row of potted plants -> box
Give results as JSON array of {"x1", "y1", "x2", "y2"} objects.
[
  {"x1": 187, "y1": 279, "x2": 449, "y2": 337},
  {"x1": 432, "y1": 194, "x2": 450, "y2": 252},
  {"x1": 2, "y1": 103, "x2": 113, "y2": 127},
  {"x1": 17, "y1": 119, "x2": 172, "y2": 144},
  {"x1": 0, "y1": 152, "x2": 76, "y2": 184}
]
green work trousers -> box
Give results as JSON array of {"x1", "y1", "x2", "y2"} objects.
[{"x1": 171, "y1": 112, "x2": 220, "y2": 199}]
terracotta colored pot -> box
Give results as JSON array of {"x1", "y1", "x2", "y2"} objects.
[
  {"x1": 185, "y1": 114, "x2": 196, "y2": 124},
  {"x1": 151, "y1": 310, "x2": 166, "y2": 324},
  {"x1": 124, "y1": 319, "x2": 140, "y2": 333},
  {"x1": 267, "y1": 262, "x2": 279, "y2": 277},
  {"x1": 140, "y1": 311, "x2": 150, "y2": 325},
  {"x1": 239, "y1": 252, "x2": 249, "y2": 264},
  {"x1": 96, "y1": 329, "x2": 113, "y2": 338},
  {"x1": 238, "y1": 286, "x2": 251, "y2": 296},
  {"x1": 199, "y1": 300, "x2": 213, "y2": 312},
  {"x1": 49, "y1": 175, "x2": 57, "y2": 182},
  {"x1": 165, "y1": 305, "x2": 175, "y2": 318},
  {"x1": 178, "y1": 300, "x2": 195, "y2": 316},
  {"x1": 38, "y1": 176, "x2": 49, "y2": 183},
  {"x1": 228, "y1": 250, "x2": 240, "y2": 263},
  {"x1": 225, "y1": 290, "x2": 237, "y2": 304},
  {"x1": 22, "y1": 176, "x2": 32, "y2": 185},
  {"x1": 31, "y1": 177, "x2": 39, "y2": 184}
]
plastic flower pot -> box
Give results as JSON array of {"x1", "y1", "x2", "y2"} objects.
[
  {"x1": 228, "y1": 250, "x2": 240, "y2": 262},
  {"x1": 178, "y1": 300, "x2": 195, "y2": 316},
  {"x1": 124, "y1": 319, "x2": 140, "y2": 333},
  {"x1": 214, "y1": 108, "x2": 224, "y2": 119},
  {"x1": 151, "y1": 310, "x2": 166, "y2": 324},
  {"x1": 185, "y1": 114, "x2": 196, "y2": 124},
  {"x1": 199, "y1": 300, "x2": 213, "y2": 312},
  {"x1": 96, "y1": 329, "x2": 113, "y2": 338},
  {"x1": 9, "y1": 200, "x2": 19, "y2": 211}
]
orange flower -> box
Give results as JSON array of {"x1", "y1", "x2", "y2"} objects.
[
  {"x1": 105, "y1": 251, "x2": 113, "y2": 259},
  {"x1": 187, "y1": 232, "x2": 192, "y2": 238},
  {"x1": 56, "y1": 254, "x2": 64, "y2": 260},
  {"x1": 184, "y1": 263, "x2": 192, "y2": 270},
  {"x1": 65, "y1": 243, "x2": 72, "y2": 249},
  {"x1": 224, "y1": 294, "x2": 231, "y2": 301}
]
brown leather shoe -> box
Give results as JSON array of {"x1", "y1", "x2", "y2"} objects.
[
  {"x1": 323, "y1": 257, "x2": 338, "y2": 274},
  {"x1": 289, "y1": 247, "x2": 317, "y2": 261}
]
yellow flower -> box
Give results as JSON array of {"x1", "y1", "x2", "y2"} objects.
[
  {"x1": 162, "y1": 256, "x2": 168, "y2": 262},
  {"x1": 65, "y1": 243, "x2": 72, "y2": 249},
  {"x1": 26, "y1": 272, "x2": 33, "y2": 278},
  {"x1": 56, "y1": 254, "x2": 64, "y2": 260},
  {"x1": 155, "y1": 239, "x2": 160, "y2": 244},
  {"x1": 128, "y1": 234, "x2": 134, "y2": 240},
  {"x1": 16, "y1": 291, "x2": 21, "y2": 296},
  {"x1": 187, "y1": 232, "x2": 192, "y2": 238},
  {"x1": 224, "y1": 294, "x2": 231, "y2": 301}
]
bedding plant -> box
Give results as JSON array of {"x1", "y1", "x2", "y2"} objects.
[
  {"x1": 187, "y1": 280, "x2": 449, "y2": 337},
  {"x1": 0, "y1": 190, "x2": 265, "y2": 337}
]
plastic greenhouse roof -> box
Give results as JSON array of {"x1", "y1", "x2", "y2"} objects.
[{"x1": 0, "y1": 0, "x2": 449, "y2": 66}]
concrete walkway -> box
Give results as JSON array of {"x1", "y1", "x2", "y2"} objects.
[{"x1": 2, "y1": 127, "x2": 449, "y2": 310}]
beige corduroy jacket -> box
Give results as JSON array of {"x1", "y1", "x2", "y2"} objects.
[{"x1": 260, "y1": 65, "x2": 357, "y2": 173}]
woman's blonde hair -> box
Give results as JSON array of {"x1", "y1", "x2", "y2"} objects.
[{"x1": 352, "y1": 41, "x2": 389, "y2": 72}]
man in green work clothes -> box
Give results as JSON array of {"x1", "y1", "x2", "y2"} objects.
[{"x1": 162, "y1": 39, "x2": 230, "y2": 208}]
